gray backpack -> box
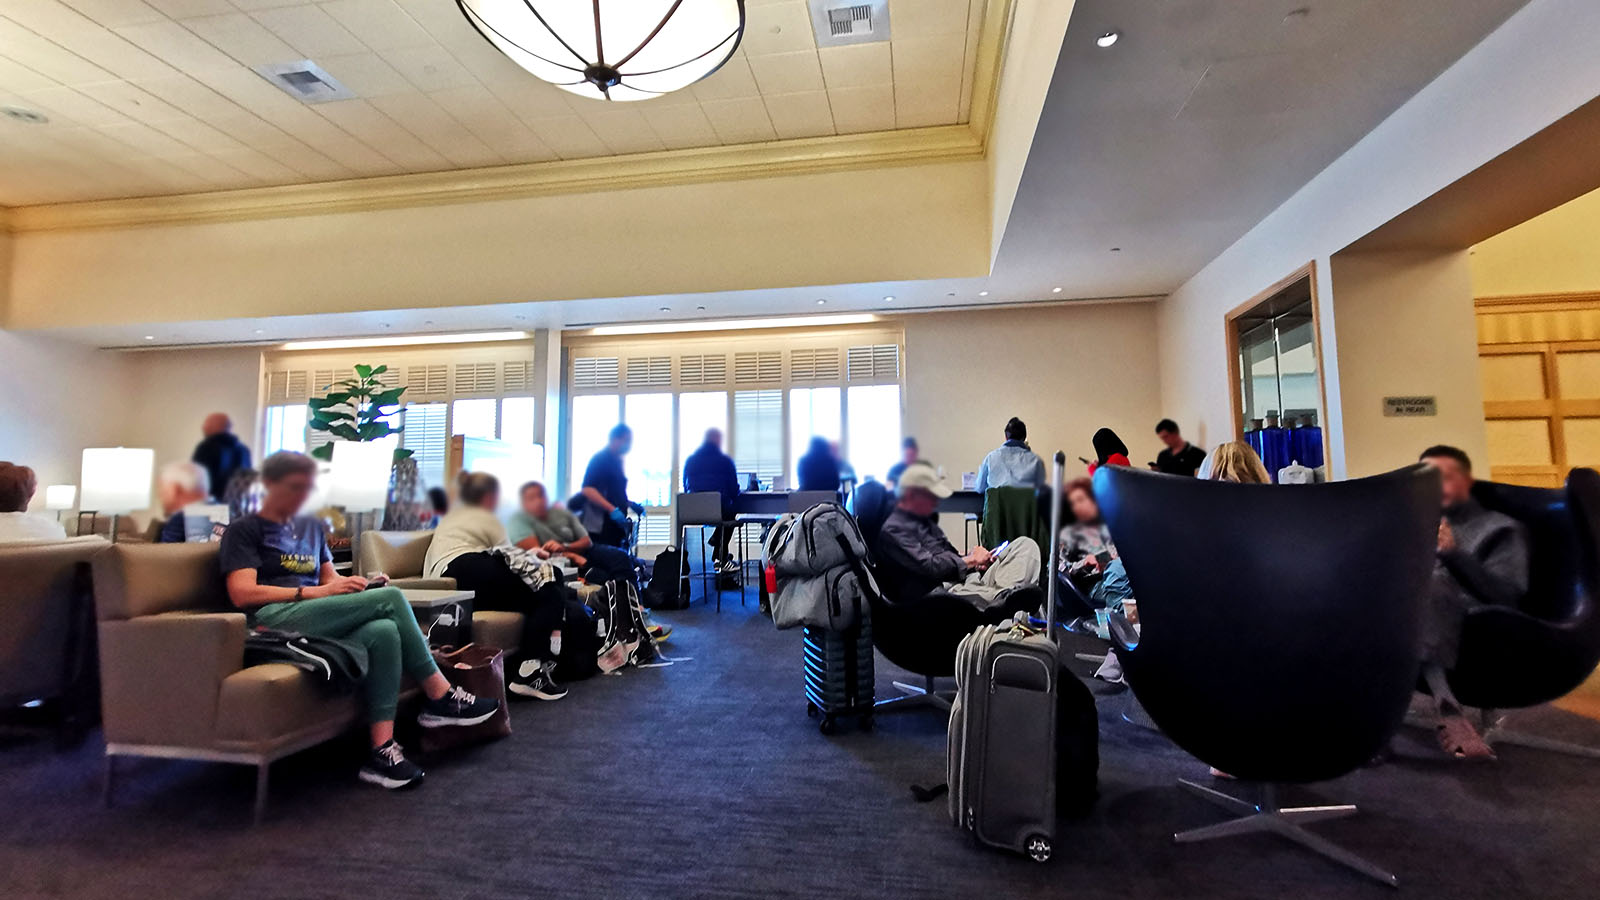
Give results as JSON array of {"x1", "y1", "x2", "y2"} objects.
[{"x1": 765, "y1": 503, "x2": 871, "y2": 578}]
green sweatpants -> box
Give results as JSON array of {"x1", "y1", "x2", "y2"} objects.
[{"x1": 253, "y1": 586, "x2": 440, "y2": 724}]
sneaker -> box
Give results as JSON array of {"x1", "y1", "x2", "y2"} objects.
[
  {"x1": 508, "y1": 660, "x2": 570, "y2": 700},
  {"x1": 359, "y1": 740, "x2": 424, "y2": 789},
  {"x1": 647, "y1": 622, "x2": 672, "y2": 642},
  {"x1": 417, "y1": 685, "x2": 498, "y2": 728}
]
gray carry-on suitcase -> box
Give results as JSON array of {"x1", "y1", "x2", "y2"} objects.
[{"x1": 946, "y1": 451, "x2": 1068, "y2": 862}]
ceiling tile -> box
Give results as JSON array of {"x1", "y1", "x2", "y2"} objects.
[
  {"x1": 577, "y1": 107, "x2": 667, "y2": 155},
  {"x1": 0, "y1": 57, "x2": 61, "y2": 95},
  {"x1": 378, "y1": 43, "x2": 478, "y2": 92},
  {"x1": 888, "y1": 0, "x2": 971, "y2": 39},
  {"x1": 523, "y1": 114, "x2": 607, "y2": 159},
  {"x1": 147, "y1": 114, "x2": 248, "y2": 153},
  {"x1": 229, "y1": 0, "x2": 312, "y2": 10},
  {"x1": 894, "y1": 76, "x2": 958, "y2": 128},
  {"x1": 76, "y1": 80, "x2": 191, "y2": 124},
  {"x1": 0, "y1": 18, "x2": 119, "y2": 86},
  {"x1": 638, "y1": 103, "x2": 719, "y2": 150},
  {"x1": 4, "y1": 3, "x2": 178, "y2": 82},
  {"x1": 317, "y1": 51, "x2": 415, "y2": 97},
  {"x1": 368, "y1": 90, "x2": 503, "y2": 166},
  {"x1": 690, "y1": 56, "x2": 759, "y2": 101},
  {"x1": 58, "y1": 0, "x2": 168, "y2": 28},
  {"x1": 96, "y1": 119, "x2": 196, "y2": 156},
  {"x1": 699, "y1": 96, "x2": 777, "y2": 144},
  {"x1": 428, "y1": 84, "x2": 557, "y2": 161},
  {"x1": 747, "y1": 50, "x2": 824, "y2": 95},
  {"x1": 483, "y1": 79, "x2": 581, "y2": 123},
  {"x1": 763, "y1": 89, "x2": 834, "y2": 139},
  {"x1": 320, "y1": 0, "x2": 434, "y2": 52},
  {"x1": 16, "y1": 85, "x2": 130, "y2": 127},
  {"x1": 133, "y1": 74, "x2": 249, "y2": 120},
  {"x1": 141, "y1": 0, "x2": 238, "y2": 17},
  {"x1": 179, "y1": 12, "x2": 301, "y2": 67},
  {"x1": 114, "y1": 20, "x2": 241, "y2": 77},
  {"x1": 313, "y1": 97, "x2": 449, "y2": 169},
  {"x1": 208, "y1": 145, "x2": 302, "y2": 180},
  {"x1": 251, "y1": 4, "x2": 368, "y2": 58},
  {"x1": 828, "y1": 83, "x2": 893, "y2": 134},
  {"x1": 818, "y1": 42, "x2": 892, "y2": 89},
  {"x1": 740, "y1": 2, "x2": 817, "y2": 55},
  {"x1": 891, "y1": 33, "x2": 966, "y2": 83}
]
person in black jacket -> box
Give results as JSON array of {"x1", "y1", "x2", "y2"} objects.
[
  {"x1": 797, "y1": 436, "x2": 840, "y2": 493},
  {"x1": 1152, "y1": 419, "x2": 1207, "y2": 476},
  {"x1": 192, "y1": 413, "x2": 252, "y2": 502},
  {"x1": 683, "y1": 427, "x2": 740, "y2": 567}
]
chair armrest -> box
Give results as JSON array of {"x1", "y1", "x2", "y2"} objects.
[
  {"x1": 98, "y1": 611, "x2": 246, "y2": 748},
  {"x1": 388, "y1": 577, "x2": 457, "y2": 591}
]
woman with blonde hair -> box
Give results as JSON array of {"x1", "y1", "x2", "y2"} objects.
[{"x1": 1205, "y1": 441, "x2": 1272, "y2": 484}]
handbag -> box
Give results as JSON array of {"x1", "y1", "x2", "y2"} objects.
[{"x1": 419, "y1": 643, "x2": 511, "y2": 753}]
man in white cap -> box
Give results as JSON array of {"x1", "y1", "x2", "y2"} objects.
[{"x1": 875, "y1": 462, "x2": 1041, "y2": 611}]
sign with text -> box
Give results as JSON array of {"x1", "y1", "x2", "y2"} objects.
[{"x1": 1383, "y1": 396, "x2": 1437, "y2": 417}]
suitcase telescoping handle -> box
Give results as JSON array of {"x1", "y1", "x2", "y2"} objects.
[{"x1": 1046, "y1": 450, "x2": 1066, "y2": 637}]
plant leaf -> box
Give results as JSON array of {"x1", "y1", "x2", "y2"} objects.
[
  {"x1": 310, "y1": 443, "x2": 334, "y2": 462},
  {"x1": 354, "y1": 364, "x2": 372, "y2": 379}
]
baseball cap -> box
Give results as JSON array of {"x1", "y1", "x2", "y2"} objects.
[{"x1": 896, "y1": 462, "x2": 952, "y2": 499}]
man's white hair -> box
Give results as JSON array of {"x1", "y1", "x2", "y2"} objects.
[{"x1": 159, "y1": 460, "x2": 210, "y2": 496}]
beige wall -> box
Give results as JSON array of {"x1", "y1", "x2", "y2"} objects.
[
  {"x1": 1158, "y1": 0, "x2": 1600, "y2": 480},
  {"x1": 1470, "y1": 183, "x2": 1600, "y2": 297},
  {"x1": 0, "y1": 330, "x2": 129, "y2": 511},
  {"x1": 119, "y1": 347, "x2": 265, "y2": 482},
  {"x1": 903, "y1": 301, "x2": 1163, "y2": 535},
  {"x1": 1330, "y1": 251, "x2": 1488, "y2": 478}
]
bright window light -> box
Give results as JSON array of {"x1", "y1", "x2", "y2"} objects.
[
  {"x1": 499, "y1": 397, "x2": 538, "y2": 445},
  {"x1": 624, "y1": 393, "x2": 674, "y2": 508},
  {"x1": 846, "y1": 384, "x2": 902, "y2": 482},
  {"x1": 570, "y1": 394, "x2": 621, "y2": 487},
  {"x1": 789, "y1": 387, "x2": 842, "y2": 485},
  {"x1": 452, "y1": 398, "x2": 498, "y2": 440}
]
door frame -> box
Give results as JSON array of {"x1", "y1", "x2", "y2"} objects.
[{"x1": 1223, "y1": 260, "x2": 1333, "y2": 469}]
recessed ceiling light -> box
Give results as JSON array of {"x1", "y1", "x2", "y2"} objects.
[
  {"x1": 1095, "y1": 31, "x2": 1119, "y2": 48},
  {"x1": 978, "y1": 290, "x2": 989, "y2": 297},
  {"x1": 659, "y1": 306, "x2": 671, "y2": 312},
  {"x1": 883, "y1": 296, "x2": 895, "y2": 302},
  {"x1": 1052, "y1": 287, "x2": 1063, "y2": 293},
  {"x1": 816, "y1": 298, "x2": 826, "y2": 305},
  {"x1": 143, "y1": 335, "x2": 155, "y2": 340},
  {"x1": 946, "y1": 291, "x2": 956, "y2": 297},
  {"x1": 1, "y1": 106, "x2": 49, "y2": 124},
  {"x1": 253, "y1": 329, "x2": 264, "y2": 335}
]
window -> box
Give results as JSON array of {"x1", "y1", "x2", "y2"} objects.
[
  {"x1": 846, "y1": 384, "x2": 901, "y2": 482},
  {"x1": 570, "y1": 394, "x2": 620, "y2": 487},
  {"x1": 263, "y1": 404, "x2": 308, "y2": 455},
  {"x1": 500, "y1": 396, "x2": 538, "y2": 445},
  {"x1": 677, "y1": 391, "x2": 728, "y2": 487},
  {"x1": 733, "y1": 389, "x2": 784, "y2": 486},
  {"x1": 789, "y1": 387, "x2": 841, "y2": 484},
  {"x1": 403, "y1": 403, "x2": 448, "y2": 488},
  {"x1": 623, "y1": 392, "x2": 673, "y2": 508},
  {"x1": 452, "y1": 397, "x2": 498, "y2": 439}
]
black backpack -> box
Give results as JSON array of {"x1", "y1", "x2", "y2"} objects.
[{"x1": 642, "y1": 546, "x2": 689, "y2": 610}]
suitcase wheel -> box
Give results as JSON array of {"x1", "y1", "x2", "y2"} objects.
[
  {"x1": 1025, "y1": 835, "x2": 1052, "y2": 864},
  {"x1": 818, "y1": 715, "x2": 837, "y2": 735}
]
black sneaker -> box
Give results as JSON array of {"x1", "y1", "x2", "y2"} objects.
[
  {"x1": 359, "y1": 740, "x2": 424, "y2": 789},
  {"x1": 417, "y1": 685, "x2": 499, "y2": 728},
  {"x1": 508, "y1": 660, "x2": 569, "y2": 701}
]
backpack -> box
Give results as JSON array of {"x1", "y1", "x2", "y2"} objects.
[
  {"x1": 770, "y1": 557, "x2": 882, "y2": 631},
  {"x1": 243, "y1": 627, "x2": 368, "y2": 694},
  {"x1": 552, "y1": 597, "x2": 604, "y2": 682},
  {"x1": 765, "y1": 503, "x2": 871, "y2": 578},
  {"x1": 642, "y1": 546, "x2": 689, "y2": 609}
]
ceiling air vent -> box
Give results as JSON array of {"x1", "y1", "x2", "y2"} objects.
[
  {"x1": 253, "y1": 60, "x2": 355, "y2": 104},
  {"x1": 808, "y1": 0, "x2": 889, "y2": 47}
]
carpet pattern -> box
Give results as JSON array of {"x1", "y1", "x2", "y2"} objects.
[{"x1": 4, "y1": 584, "x2": 1600, "y2": 899}]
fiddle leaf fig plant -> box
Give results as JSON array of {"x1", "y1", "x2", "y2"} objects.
[{"x1": 307, "y1": 363, "x2": 413, "y2": 462}]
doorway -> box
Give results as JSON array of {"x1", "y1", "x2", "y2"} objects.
[{"x1": 1225, "y1": 264, "x2": 1330, "y2": 481}]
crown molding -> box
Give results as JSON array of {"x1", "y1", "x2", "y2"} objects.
[{"x1": 0, "y1": 205, "x2": 13, "y2": 234}]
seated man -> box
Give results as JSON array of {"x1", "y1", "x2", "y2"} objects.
[
  {"x1": 682, "y1": 426, "x2": 740, "y2": 576},
  {"x1": 508, "y1": 480, "x2": 636, "y2": 587},
  {"x1": 155, "y1": 461, "x2": 210, "y2": 543},
  {"x1": 1418, "y1": 445, "x2": 1530, "y2": 761},
  {"x1": 875, "y1": 462, "x2": 1040, "y2": 612},
  {"x1": 0, "y1": 462, "x2": 66, "y2": 543}
]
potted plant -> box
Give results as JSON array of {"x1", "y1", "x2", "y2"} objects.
[{"x1": 307, "y1": 364, "x2": 412, "y2": 462}]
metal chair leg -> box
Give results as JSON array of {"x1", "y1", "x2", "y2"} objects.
[
  {"x1": 103, "y1": 754, "x2": 116, "y2": 808},
  {"x1": 874, "y1": 676, "x2": 954, "y2": 713},
  {"x1": 253, "y1": 761, "x2": 270, "y2": 825}
]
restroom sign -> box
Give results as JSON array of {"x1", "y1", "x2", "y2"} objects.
[{"x1": 1383, "y1": 396, "x2": 1437, "y2": 417}]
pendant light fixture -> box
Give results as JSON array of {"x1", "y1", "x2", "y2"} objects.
[{"x1": 458, "y1": 0, "x2": 746, "y2": 102}]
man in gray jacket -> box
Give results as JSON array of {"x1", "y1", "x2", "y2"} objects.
[
  {"x1": 876, "y1": 463, "x2": 1040, "y2": 611},
  {"x1": 1419, "y1": 444, "x2": 1530, "y2": 761}
]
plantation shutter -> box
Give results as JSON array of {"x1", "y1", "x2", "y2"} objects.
[{"x1": 733, "y1": 389, "x2": 784, "y2": 483}]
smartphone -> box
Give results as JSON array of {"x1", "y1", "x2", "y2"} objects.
[
  {"x1": 990, "y1": 540, "x2": 1010, "y2": 556},
  {"x1": 364, "y1": 574, "x2": 390, "y2": 590},
  {"x1": 1094, "y1": 550, "x2": 1113, "y2": 568}
]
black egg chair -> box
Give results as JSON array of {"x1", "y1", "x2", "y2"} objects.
[
  {"x1": 1094, "y1": 464, "x2": 1439, "y2": 887},
  {"x1": 1442, "y1": 468, "x2": 1600, "y2": 756}
]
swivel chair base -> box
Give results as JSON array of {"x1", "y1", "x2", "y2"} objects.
[
  {"x1": 1174, "y1": 779, "x2": 1396, "y2": 888},
  {"x1": 874, "y1": 676, "x2": 953, "y2": 713},
  {"x1": 1483, "y1": 711, "x2": 1600, "y2": 759}
]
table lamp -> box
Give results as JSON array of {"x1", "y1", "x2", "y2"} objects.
[
  {"x1": 80, "y1": 448, "x2": 154, "y2": 542},
  {"x1": 326, "y1": 441, "x2": 392, "y2": 512}
]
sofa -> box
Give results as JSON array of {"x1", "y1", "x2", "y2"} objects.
[
  {"x1": 0, "y1": 536, "x2": 109, "y2": 739},
  {"x1": 357, "y1": 530, "x2": 525, "y2": 653}
]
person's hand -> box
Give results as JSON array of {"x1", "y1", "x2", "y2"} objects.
[
  {"x1": 1438, "y1": 520, "x2": 1456, "y2": 554},
  {"x1": 564, "y1": 552, "x2": 588, "y2": 567},
  {"x1": 321, "y1": 575, "x2": 368, "y2": 596},
  {"x1": 608, "y1": 507, "x2": 628, "y2": 524},
  {"x1": 1082, "y1": 555, "x2": 1103, "y2": 574},
  {"x1": 541, "y1": 539, "x2": 564, "y2": 554},
  {"x1": 965, "y1": 546, "x2": 993, "y2": 570}
]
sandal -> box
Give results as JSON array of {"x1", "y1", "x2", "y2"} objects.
[{"x1": 1437, "y1": 714, "x2": 1497, "y2": 761}]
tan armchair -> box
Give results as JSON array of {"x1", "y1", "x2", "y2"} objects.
[
  {"x1": 93, "y1": 542, "x2": 365, "y2": 822},
  {"x1": 0, "y1": 537, "x2": 109, "y2": 738},
  {"x1": 358, "y1": 530, "x2": 525, "y2": 653}
]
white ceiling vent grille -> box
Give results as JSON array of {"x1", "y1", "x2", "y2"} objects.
[
  {"x1": 808, "y1": 0, "x2": 889, "y2": 47},
  {"x1": 734, "y1": 351, "x2": 782, "y2": 385},
  {"x1": 253, "y1": 60, "x2": 355, "y2": 104}
]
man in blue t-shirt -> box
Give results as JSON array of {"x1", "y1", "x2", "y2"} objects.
[{"x1": 581, "y1": 423, "x2": 640, "y2": 548}]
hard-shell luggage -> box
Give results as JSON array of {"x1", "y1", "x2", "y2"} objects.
[
  {"x1": 802, "y1": 620, "x2": 874, "y2": 735},
  {"x1": 945, "y1": 450, "x2": 1074, "y2": 862}
]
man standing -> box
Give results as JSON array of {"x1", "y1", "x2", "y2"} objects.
[
  {"x1": 875, "y1": 462, "x2": 1040, "y2": 612},
  {"x1": 1152, "y1": 419, "x2": 1207, "y2": 476},
  {"x1": 682, "y1": 427, "x2": 740, "y2": 574},
  {"x1": 885, "y1": 436, "x2": 922, "y2": 488},
  {"x1": 192, "y1": 412, "x2": 252, "y2": 502},
  {"x1": 581, "y1": 423, "x2": 640, "y2": 548},
  {"x1": 976, "y1": 417, "x2": 1045, "y2": 494},
  {"x1": 1418, "y1": 445, "x2": 1529, "y2": 760}
]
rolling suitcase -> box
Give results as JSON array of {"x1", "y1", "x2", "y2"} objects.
[
  {"x1": 802, "y1": 620, "x2": 874, "y2": 734},
  {"x1": 946, "y1": 450, "x2": 1069, "y2": 862}
]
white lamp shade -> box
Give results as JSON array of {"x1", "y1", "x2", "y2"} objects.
[
  {"x1": 325, "y1": 441, "x2": 393, "y2": 511},
  {"x1": 458, "y1": 0, "x2": 744, "y2": 101},
  {"x1": 44, "y1": 484, "x2": 77, "y2": 511},
  {"x1": 80, "y1": 448, "x2": 155, "y2": 514}
]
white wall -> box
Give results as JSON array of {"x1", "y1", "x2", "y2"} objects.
[
  {"x1": 0, "y1": 330, "x2": 130, "y2": 511},
  {"x1": 1330, "y1": 251, "x2": 1488, "y2": 478},
  {"x1": 1156, "y1": 0, "x2": 1600, "y2": 479},
  {"x1": 120, "y1": 347, "x2": 264, "y2": 480}
]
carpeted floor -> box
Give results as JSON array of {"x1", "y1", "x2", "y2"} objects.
[{"x1": 5, "y1": 583, "x2": 1600, "y2": 900}]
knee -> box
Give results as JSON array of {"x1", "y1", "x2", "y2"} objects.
[
  {"x1": 369, "y1": 585, "x2": 409, "y2": 614},
  {"x1": 356, "y1": 618, "x2": 401, "y2": 653}
]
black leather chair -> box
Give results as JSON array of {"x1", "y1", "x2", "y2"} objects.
[
  {"x1": 852, "y1": 481, "x2": 1041, "y2": 712},
  {"x1": 1094, "y1": 464, "x2": 1439, "y2": 887},
  {"x1": 1442, "y1": 468, "x2": 1600, "y2": 756}
]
